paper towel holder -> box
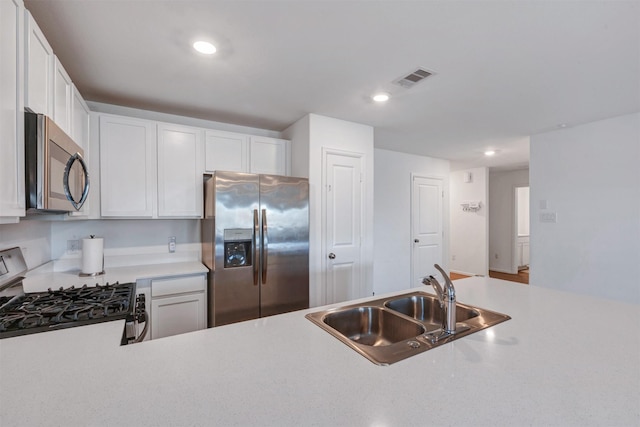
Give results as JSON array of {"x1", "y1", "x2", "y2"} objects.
[
  {"x1": 79, "y1": 270, "x2": 105, "y2": 277},
  {"x1": 79, "y1": 235, "x2": 105, "y2": 277}
]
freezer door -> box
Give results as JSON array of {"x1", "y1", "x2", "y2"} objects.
[
  {"x1": 210, "y1": 171, "x2": 260, "y2": 326},
  {"x1": 259, "y1": 175, "x2": 309, "y2": 317}
]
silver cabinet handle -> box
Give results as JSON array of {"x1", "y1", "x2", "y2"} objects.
[{"x1": 328, "y1": 253, "x2": 336, "y2": 259}]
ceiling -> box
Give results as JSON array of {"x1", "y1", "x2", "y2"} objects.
[{"x1": 24, "y1": 0, "x2": 640, "y2": 171}]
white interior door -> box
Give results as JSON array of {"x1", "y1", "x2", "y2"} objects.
[
  {"x1": 324, "y1": 151, "x2": 363, "y2": 304},
  {"x1": 411, "y1": 176, "x2": 444, "y2": 287}
]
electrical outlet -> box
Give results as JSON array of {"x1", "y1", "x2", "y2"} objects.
[
  {"x1": 540, "y1": 212, "x2": 557, "y2": 223},
  {"x1": 67, "y1": 240, "x2": 80, "y2": 254},
  {"x1": 451, "y1": 254, "x2": 456, "y2": 261},
  {"x1": 168, "y1": 236, "x2": 176, "y2": 253},
  {"x1": 495, "y1": 253, "x2": 499, "y2": 259}
]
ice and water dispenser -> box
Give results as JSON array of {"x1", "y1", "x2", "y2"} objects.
[{"x1": 223, "y1": 229, "x2": 253, "y2": 268}]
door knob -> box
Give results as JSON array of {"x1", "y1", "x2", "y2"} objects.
[
  {"x1": 328, "y1": 253, "x2": 336, "y2": 259},
  {"x1": 414, "y1": 239, "x2": 420, "y2": 243}
]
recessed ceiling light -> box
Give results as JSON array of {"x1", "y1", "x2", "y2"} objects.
[
  {"x1": 372, "y1": 93, "x2": 390, "y2": 103},
  {"x1": 193, "y1": 41, "x2": 217, "y2": 55},
  {"x1": 484, "y1": 150, "x2": 496, "y2": 156}
]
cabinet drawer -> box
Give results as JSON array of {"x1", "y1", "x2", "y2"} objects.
[{"x1": 151, "y1": 274, "x2": 205, "y2": 297}]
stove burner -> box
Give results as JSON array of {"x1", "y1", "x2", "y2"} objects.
[{"x1": 0, "y1": 282, "x2": 135, "y2": 339}]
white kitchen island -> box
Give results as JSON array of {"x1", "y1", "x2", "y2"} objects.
[{"x1": 1, "y1": 277, "x2": 638, "y2": 426}]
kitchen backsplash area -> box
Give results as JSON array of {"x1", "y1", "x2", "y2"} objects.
[
  {"x1": 0, "y1": 219, "x2": 201, "y2": 271},
  {"x1": 0, "y1": 220, "x2": 51, "y2": 269}
]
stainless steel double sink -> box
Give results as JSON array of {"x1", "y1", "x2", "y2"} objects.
[{"x1": 306, "y1": 291, "x2": 510, "y2": 365}]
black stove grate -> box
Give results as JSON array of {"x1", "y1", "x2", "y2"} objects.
[{"x1": 0, "y1": 282, "x2": 135, "y2": 339}]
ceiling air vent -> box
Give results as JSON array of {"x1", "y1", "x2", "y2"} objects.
[{"x1": 393, "y1": 68, "x2": 434, "y2": 89}]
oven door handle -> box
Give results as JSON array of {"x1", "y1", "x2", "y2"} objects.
[
  {"x1": 133, "y1": 311, "x2": 149, "y2": 343},
  {"x1": 63, "y1": 152, "x2": 90, "y2": 211}
]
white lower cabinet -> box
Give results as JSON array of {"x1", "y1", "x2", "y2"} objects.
[
  {"x1": 150, "y1": 274, "x2": 206, "y2": 340},
  {"x1": 517, "y1": 236, "x2": 530, "y2": 268}
]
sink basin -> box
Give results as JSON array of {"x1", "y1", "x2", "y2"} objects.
[
  {"x1": 323, "y1": 306, "x2": 426, "y2": 346},
  {"x1": 384, "y1": 295, "x2": 479, "y2": 325},
  {"x1": 306, "y1": 291, "x2": 510, "y2": 365}
]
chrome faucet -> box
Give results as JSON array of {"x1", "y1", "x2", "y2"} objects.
[{"x1": 422, "y1": 264, "x2": 457, "y2": 334}]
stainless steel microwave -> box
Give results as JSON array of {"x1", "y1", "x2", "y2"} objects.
[{"x1": 25, "y1": 111, "x2": 89, "y2": 213}]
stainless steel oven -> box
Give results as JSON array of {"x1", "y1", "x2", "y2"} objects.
[{"x1": 25, "y1": 111, "x2": 90, "y2": 213}]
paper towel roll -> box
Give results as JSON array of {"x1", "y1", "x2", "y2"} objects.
[{"x1": 82, "y1": 237, "x2": 104, "y2": 275}]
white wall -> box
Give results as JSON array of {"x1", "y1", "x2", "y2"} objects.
[
  {"x1": 0, "y1": 220, "x2": 51, "y2": 269},
  {"x1": 373, "y1": 149, "x2": 450, "y2": 295},
  {"x1": 488, "y1": 169, "x2": 530, "y2": 273},
  {"x1": 530, "y1": 112, "x2": 640, "y2": 303},
  {"x1": 284, "y1": 114, "x2": 374, "y2": 307},
  {"x1": 50, "y1": 219, "x2": 201, "y2": 269},
  {"x1": 0, "y1": 218, "x2": 200, "y2": 273},
  {"x1": 449, "y1": 167, "x2": 489, "y2": 276}
]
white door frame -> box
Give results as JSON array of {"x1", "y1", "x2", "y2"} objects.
[
  {"x1": 321, "y1": 147, "x2": 365, "y2": 305},
  {"x1": 410, "y1": 173, "x2": 446, "y2": 288},
  {"x1": 512, "y1": 185, "x2": 530, "y2": 274}
]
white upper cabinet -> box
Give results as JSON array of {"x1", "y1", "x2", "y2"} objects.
[
  {"x1": 157, "y1": 123, "x2": 204, "y2": 218},
  {"x1": 249, "y1": 136, "x2": 290, "y2": 175},
  {"x1": 53, "y1": 56, "x2": 72, "y2": 134},
  {"x1": 0, "y1": 0, "x2": 25, "y2": 222},
  {"x1": 66, "y1": 85, "x2": 92, "y2": 218},
  {"x1": 205, "y1": 130, "x2": 290, "y2": 176},
  {"x1": 99, "y1": 115, "x2": 157, "y2": 218},
  {"x1": 24, "y1": 9, "x2": 53, "y2": 116},
  {"x1": 204, "y1": 130, "x2": 248, "y2": 173},
  {"x1": 70, "y1": 85, "x2": 90, "y2": 150}
]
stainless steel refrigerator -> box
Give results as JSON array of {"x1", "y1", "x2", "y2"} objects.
[{"x1": 201, "y1": 171, "x2": 309, "y2": 327}]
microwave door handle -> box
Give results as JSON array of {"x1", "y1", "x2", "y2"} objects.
[
  {"x1": 63, "y1": 153, "x2": 90, "y2": 210},
  {"x1": 253, "y1": 209, "x2": 259, "y2": 286},
  {"x1": 261, "y1": 209, "x2": 268, "y2": 285}
]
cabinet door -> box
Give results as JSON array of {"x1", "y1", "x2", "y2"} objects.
[
  {"x1": 151, "y1": 292, "x2": 206, "y2": 340},
  {"x1": 24, "y1": 10, "x2": 53, "y2": 116},
  {"x1": 99, "y1": 115, "x2": 157, "y2": 217},
  {"x1": 66, "y1": 86, "x2": 91, "y2": 218},
  {"x1": 0, "y1": 0, "x2": 25, "y2": 221},
  {"x1": 53, "y1": 57, "x2": 72, "y2": 134},
  {"x1": 70, "y1": 85, "x2": 90, "y2": 150},
  {"x1": 249, "y1": 136, "x2": 289, "y2": 175},
  {"x1": 204, "y1": 130, "x2": 248, "y2": 173},
  {"x1": 157, "y1": 123, "x2": 204, "y2": 218}
]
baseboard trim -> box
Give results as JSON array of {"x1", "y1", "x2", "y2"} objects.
[
  {"x1": 489, "y1": 268, "x2": 516, "y2": 274},
  {"x1": 450, "y1": 269, "x2": 481, "y2": 277}
]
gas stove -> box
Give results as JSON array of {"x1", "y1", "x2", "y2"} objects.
[
  {"x1": 0, "y1": 282, "x2": 136, "y2": 339},
  {"x1": 0, "y1": 247, "x2": 147, "y2": 342}
]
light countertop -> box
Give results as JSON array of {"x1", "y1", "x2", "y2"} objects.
[
  {"x1": 21, "y1": 261, "x2": 208, "y2": 292},
  {"x1": 1, "y1": 277, "x2": 638, "y2": 426}
]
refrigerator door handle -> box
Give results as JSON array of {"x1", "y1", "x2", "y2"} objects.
[
  {"x1": 253, "y1": 209, "x2": 259, "y2": 286},
  {"x1": 261, "y1": 208, "x2": 268, "y2": 284}
]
